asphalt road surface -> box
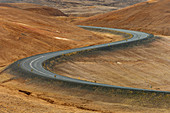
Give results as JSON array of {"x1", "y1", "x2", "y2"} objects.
[{"x1": 7, "y1": 26, "x2": 170, "y2": 94}]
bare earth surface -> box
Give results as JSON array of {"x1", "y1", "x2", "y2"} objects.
[
  {"x1": 0, "y1": 4, "x2": 123, "y2": 68},
  {"x1": 76, "y1": 0, "x2": 170, "y2": 36},
  {"x1": 0, "y1": 0, "x2": 146, "y2": 16},
  {"x1": 1, "y1": 70, "x2": 170, "y2": 113},
  {"x1": 0, "y1": 1, "x2": 170, "y2": 113},
  {"x1": 51, "y1": 36, "x2": 170, "y2": 91},
  {"x1": 0, "y1": 3, "x2": 67, "y2": 16},
  {"x1": 0, "y1": 3, "x2": 131, "y2": 113}
]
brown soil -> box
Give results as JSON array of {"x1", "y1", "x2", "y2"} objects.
[
  {"x1": 0, "y1": 4, "x2": 123, "y2": 67},
  {"x1": 0, "y1": 0, "x2": 146, "y2": 16},
  {"x1": 75, "y1": 0, "x2": 170, "y2": 36},
  {"x1": 0, "y1": 4, "x2": 128, "y2": 112},
  {"x1": 0, "y1": 2, "x2": 169, "y2": 113},
  {"x1": 0, "y1": 71, "x2": 170, "y2": 113},
  {"x1": 50, "y1": 36, "x2": 170, "y2": 91},
  {"x1": 0, "y1": 3, "x2": 67, "y2": 16},
  {"x1": 54, "y1": 16, "x2": 87, "y2": 23},
  {"x1": 24, "y1": 7, "x2": 67, "y2": 16},
  {"x1": 0, "y1": 75, "x2": 99, "y2": 113}
]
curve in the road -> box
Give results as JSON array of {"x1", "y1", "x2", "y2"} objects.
[{"x1": 7, "y1": 26, "x2": 170, "y2": 94}]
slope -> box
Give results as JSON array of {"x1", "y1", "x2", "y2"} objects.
[
  {"x1": 0, "y1": 5, "x2": 119, "y2": 66},
  {"x1": 0, "y1": 0, "x2": 146, "y2": 16},
  {"x1": 75, "y1": 0, "x2": 170, "y2": 36},
  {"x1": 0, "y1": 3, "x2": 67, "y2": 16}
]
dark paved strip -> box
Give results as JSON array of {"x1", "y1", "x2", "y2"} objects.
[{"x1": 7, "y1": 26, "x2": 170, "y2": 94}]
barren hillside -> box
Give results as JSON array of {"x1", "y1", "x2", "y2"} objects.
[
  {"x1": 51, "y1": 36, "x2": 170, "y2": 91},
  {"x1": 76, "y1": 0, "x2": 170, "y2": 36},
  {"x1": 0, "y1": 4, "x2": 120, "y2": 67},
  {"x1": 0, "y1": 1, "x2": 169, "y2": 113},
  {"x1": 0, "y1": 3, "x2": 67, "y2": 16},
  {"x1": 0, "y1": 0, "x2": 146, "y2": 16}
]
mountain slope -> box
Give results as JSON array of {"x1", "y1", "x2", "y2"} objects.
[
  {"x1": 0, "y1": 4, "x2": 114, "y2": 66},
  {"x1": 75, "y1": 0, "x2": 170, "y2": 36},
  {"x1": 0, "y1": 0, "x2": 146, "y2": 16},
  {"x1": 0, "y1": 3, "x2": 67, "y2": 16}
]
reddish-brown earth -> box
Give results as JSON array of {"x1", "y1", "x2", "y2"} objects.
[
  {"x1": 0, "y1": 0, "x2": 147, "y2": 16},
  {"x1": 0, "y1": 3, "x2": 127, "y2": 113},
  {"x1": 51, "y1": 36, "x2": 170, "y2": 91},
  {"x1": 0, "y1": 1, "x2": 170, "y2": 113},
  {"x1": 0, "y1": 3, "x2": 67, "y2": 16},
  {"x1": 0, "y1": 3, "x2": 123, "y2": 67},
  {"x1": 75, "y1": 0, "x2": 170, "y2": 36}
]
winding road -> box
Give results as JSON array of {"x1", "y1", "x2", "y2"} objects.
[{"x1": 8, "y1": 26, "x2": 170, "y2": 94}]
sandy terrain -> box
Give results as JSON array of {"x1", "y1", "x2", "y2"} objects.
[
  {"x1": 50, "y1": 36, "x2": 170, "y2": 91},
  {"x1": 75, "y1": 0, "x2": 170, "y2": 36}
]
